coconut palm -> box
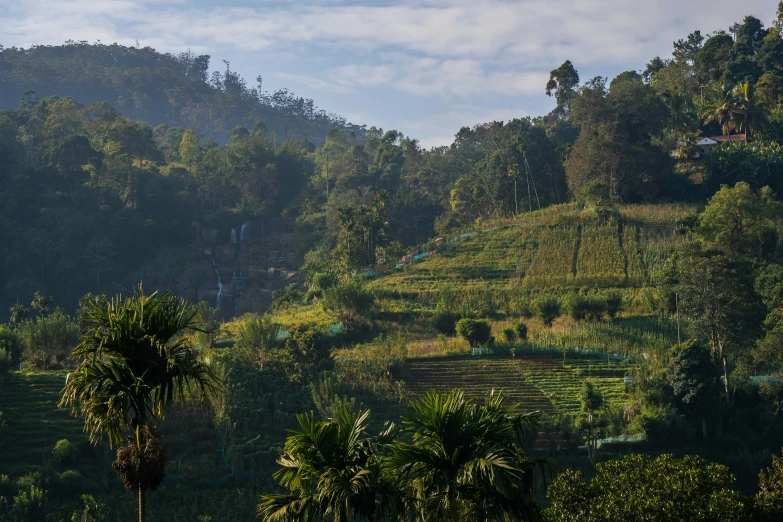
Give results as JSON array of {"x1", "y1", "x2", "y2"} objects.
[
  {"x1": 258, "y1": 405, "x2": 403, "y2": 522},
  {"x1": 387, "y1": 390, "x2": 546, "y2": 522},
  {"x1": 701, "y1": 82, "x2": 742, "y2": 138},
  {"x1": 734, "y1": 81, "x2": 770, "y2": 137},
  {"x1": 59, "y1": 285, "x2": 221, "y2": 522}
]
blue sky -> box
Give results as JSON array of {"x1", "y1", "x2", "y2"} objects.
[{"x1": 0, "y1": 0, "x2": 778, "y2": 146}]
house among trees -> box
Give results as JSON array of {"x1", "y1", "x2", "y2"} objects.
[{"x1": 694, "y1": 134, "x2": 747, "y2": 151}]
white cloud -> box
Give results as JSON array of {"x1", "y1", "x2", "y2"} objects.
[{"x1": 1, "y1": 0, "x2": 778, "y2": 145}]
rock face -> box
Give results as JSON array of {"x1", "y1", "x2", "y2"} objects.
[{"x1": 195, "y1": 219, "x2": 298, "y2": 319}]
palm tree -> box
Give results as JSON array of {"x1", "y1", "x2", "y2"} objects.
[
  {"x1": 59, "y1": 285, "x2": 222, "y2": 522},
  {"x1": 258, "y1": 405, "x2": 403, "y2": 522},
  {"x1": 701, "y1": 82, "x2": 742, "y2": 138},
  {"x1": 8, "y1": 303, "x2": 27, "y2": 327},
  {"x1": 734, "y1": 81, "x2": 770, "y2": 137},
  {"x1": 387, "y1": 390, "x2": 546, "y2": 522}
]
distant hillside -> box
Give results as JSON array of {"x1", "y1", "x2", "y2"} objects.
[{"x1": 0, "y1": 42, "x2": 364, "y2": 144}]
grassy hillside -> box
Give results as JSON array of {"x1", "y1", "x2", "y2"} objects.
[
  {"x1": 369, "y1": 204, "x2": 695, "y2": 299},
  {"x1": 0, "y1": 372, "x2": 89, "y2": 474}
]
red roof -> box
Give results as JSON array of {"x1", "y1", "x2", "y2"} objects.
[{"x1": 710, "y1": 134, "x2": 746, "y2": 143}]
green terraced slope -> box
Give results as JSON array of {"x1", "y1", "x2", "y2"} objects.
[
  {"x1": 0, "y1": 371, "x2": 89, "y2": 473},
  {"x1": 399, "y1": 354, "x2": 632, "y2": 416}
]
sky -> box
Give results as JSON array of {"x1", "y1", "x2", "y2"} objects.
[{"x1": 0, "y1": 0, "x2": 779, "y2": 147}]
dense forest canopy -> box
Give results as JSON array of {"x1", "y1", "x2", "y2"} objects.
[
  {"x1": 7, "y1": 9, "x2": 783, "y2": 317},
  {"x1": 0, "y1": 41, "x2": 365, "y2": 145}
]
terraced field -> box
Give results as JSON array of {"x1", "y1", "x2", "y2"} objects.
[
  {"x1": 516, "y1": 357, "x2": 631, "y2": 415},
  {"x1": 400, "y1": 356, "x2": 555, "y2": 413},
  {"x1": 399, "y1": 354, "x2": 634, "y2": 417},
  {"x1": 369, "y1": 203, "x2": 696, "y2": 297},
  {"x1": 0, "y1": 371, "x2": 89, "y2": 473}
]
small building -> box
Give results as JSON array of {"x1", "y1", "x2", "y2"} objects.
[{"x1": 694, "y1": 134, "x2": 746, "y2": 152}]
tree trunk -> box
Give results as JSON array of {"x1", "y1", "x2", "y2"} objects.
[{"x1": 138, "y1": 487, "x2": 145, "y2": 522}]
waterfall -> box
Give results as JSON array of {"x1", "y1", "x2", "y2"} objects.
[
  {"x1": 240, "y1": 221, "x2": 250, "y2": 241},
  {"x1": 212, "y1": 259, "x2": 223, "y2": 311},
  {"x1": 230, "y1": 228, "x2": 237, "y2": 243}
]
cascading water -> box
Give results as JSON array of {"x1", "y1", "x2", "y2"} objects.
[
  {"x1": 230, "y1": 228, "x2": 237, "y2": 243},
  {"x1": 212, "y1": 259, "x2": 223, "y2": 311},
  {"x1": 240, "y1": 221, "x2": 250, "y2": 241}
]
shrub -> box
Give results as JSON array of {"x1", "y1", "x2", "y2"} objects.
[
  {"x1": 0, "y1": 326, "x2": 22, "y2": 373},
  {"x1": 271, "y1": 283, "x2": 303, "y2": 310},
  {"x1": 513, "y1": 322, "x2": 528, "y2": 341},
  {"x1": 52, "y1": 439, "x2": 75, "y2": 466},
  {"x1": 311, "y1": 272, "x2": 336, "y2": 292},
  {"x1": 280, "y1": 323, "x2": 332, "y2": 383},
  {"x1": 58, "y1": 470, "x2": 83, "y2": 492},
  {"x1": 433, "y1": 305, "x2": 462, "y2": 336},
  {"x1": 19, "y1": 311, "x2": 80, "y2": 369},
  {"x1": 433, "y1": 301, "x2": 475, "y2": 335},
  {"x1": 455, "y1": 319, "x2": 492, "y2": 347},
  {"x1": 235, "y1": 314, "x2": 279, "y2": 367},
  {"x1": 565, "y1": 294, "x2": 608, "y2": 322},
  {"x1": 322, "y1": 281, "x2": 376, "y2": 331},
  {"x1": 604, "y1": 291, "x2": 623, "y2": 318},
  {"x1": 502, "y1": 328, "x2": 516, "y2": 344},
  {"x1": 533, "y1": 296, "x2": 561, "y2": 327}
]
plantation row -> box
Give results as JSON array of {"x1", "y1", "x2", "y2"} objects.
[
  {"x1": 399, "y1": 354, "x2": 634, "y2": 416},
  {"x1": 371, "y1": 206, "x2": 694, "y2": 296}
]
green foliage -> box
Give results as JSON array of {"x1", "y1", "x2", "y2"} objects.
[
  {"x1": 51, "y1": 439, "x2": 76, "y2": 467},
  {"x1": 565, "y1": 294, "x2": 607, "y2": 322},
  {"x1": 258, "y1": 405, "x2": 400, "y2": 522},
  {"x1": 59, "y1": 284, "x2": 222, "y2": 447},
  {"x1": 454, "y1": 318, "x2": 492, "y2": 347},
  {"x1": 432, "y1": 302, "x2": 471, "y2": 336},
  {"x1": 502, "y1": 327, "x2": 516, "y2": 344},
  {"x1": 388, "y1": 390, "x2": 544, "y2": 521},
  {"x1": 514, "y1": 321, "x2": 528, "y2": 341},
  {"x1": 280, "y1": 323, "x2": 332, "y2": 384},
  {"x1": 0, "y1": 326, "x2": 22, "y2": 374},
  {"x1": 272, "y1": 284, "x2": 304, "y2": 311},
  {"x1": 546, "y1": 454, "x2": 749, "y2": 522},
  {"x1": 669, "y1": 341, "x2": 720, "y2": 439},
  {"x1": 234, "y1": 314, "x2": 279, "y2": 368},
  {"x1": 322, "y1": 281, "x2": 376, "y2": 331},
  {"x1": 533, "y1": 296, "x2": 562, "y2": 327},
  {"x1": 30, "y1": 292, "x2": 53, "y2": 317},
  {"x1": 9, "y1": 484, "x2": 48, "y2": 522},
  {"x1": 580, "y1": 381, "x2": 604, "y2": 414},
  {"x1": 18, "y1": 311, "x2": 80, "y2": 369},
  {"x1": 697, "y1": 182, "x2": 779, "y2": 259}
]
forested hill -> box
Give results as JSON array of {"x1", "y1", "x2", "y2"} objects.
[{"x1": 0, "y1": 42, "x2": 364, "y2": 145}]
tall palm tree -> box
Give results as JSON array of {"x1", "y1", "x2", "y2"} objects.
[
  {"x1": 734, "y1": 81, "x2": 770, "y2": 137},
  {"x1": 258, "y1": 405, "x2": 403, "y2": 522},
  {"x1": 387, "y1": 390, "x2": 546, "y2": 522},
  {"x1": 59, "y1": 285, "x2": 222, "y2": 522},
  {"x1": 701, "y1": 82, "x2": 743, "y2": 138}
]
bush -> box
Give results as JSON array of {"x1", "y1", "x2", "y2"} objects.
[
  {"x1": 513, "y1": 322, "x2": 528, "y2": 341},
  {"x1": 433, "y1": 302, "x2": 475, "y2": 335},
  {"x1": 235, "y1": 314, "x2": 279, "y2": 367},
  {"x1": 58, "y1": 470, "x2": 83, "y2": 492},
  {"x1": 604, "y1": 291, "x2": 623, "y2": 318},
  {"x1": 501, "y1": 328, "x2": 516, "y2": 344},
  {"x1": 279, "y1": 323, "x2": 332, "y2": 384},
  {"x1": 52, "y1": 439, "x2": 75, "y2": 466},
  {"x1": 19, "y1": 311, "x2": 80, "y2": 369},
  {"x1": 0, "y1": 326, "x2": 22, "y2": 373},
  {"x1": 533, "y1": 296, "x2": 561, "y2": 327},
  {"x1": 322, "y1": 281, "x2": 376, "y2": 330},
  {"x1": 565, "y1": 294, "x2": 608, "y2": 322},
  {"x1": 455, "y1": 319, "x2": 492, "y2": 347},
  {"x1": 311, "y1": 272, "x2": 336, "y2": 292},
  {"x1": 271, "y1": 283, "x2": 303, "y2": 310}
]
